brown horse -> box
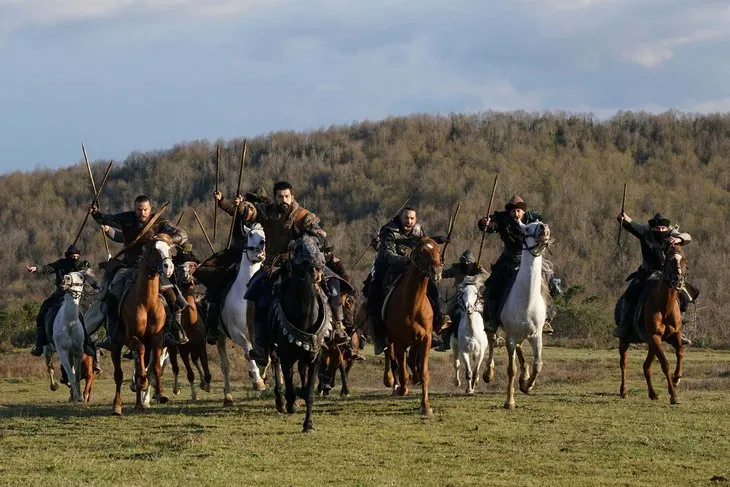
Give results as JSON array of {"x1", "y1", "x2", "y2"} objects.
[
  {"x1": 169, "y1": 261, "x2": 212, "y2": 400},
  {"x1": 619, "y1": 244, "x2": 687, "y2": 405},
  {"x1": 111, "y1": 234, "x2": 175, "y2": 414},
  {"x1": 382, "y1": 237, "x2": 442, "y2": 416}
]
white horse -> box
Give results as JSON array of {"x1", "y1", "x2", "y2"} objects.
[
  {"x1": 501, "y1": 220, "x2": 551, "y2": 410},
  {"x1": 450, "y1": 274, "x2": 489, "y2": 395},
  {"x1": 218, "y1": 223, "x2": 267, "y2": 406},
  {"x1": 44, "y1": 269, "x2": 95, "y2": 402}
]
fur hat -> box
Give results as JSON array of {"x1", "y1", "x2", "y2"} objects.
[
  {"x1": 459, "y1": 249, "x2": 476, "y2": 264},
  {"x1": 505, "y1": 195, "x2": 527, "y2": 212},
  {"x1": 648, "y1": 213, "x2": 670, "y2": 228},
  {"x1": 65, "y1": 245, "x2": 81, "y2": 257}
]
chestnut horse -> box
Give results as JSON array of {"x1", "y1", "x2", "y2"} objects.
[
  {"x1": 383, "y1": 237, "x2": 442, "y2": 417},
  {"x1": 111, "y1": 234, "x2": 175, "y2": 414},
  {"x1": 619, "y1": 244, "x2": 687, "y2": 405},
  {"x1": 169, "y1": 261, "x2": 212, "y2": 401}
]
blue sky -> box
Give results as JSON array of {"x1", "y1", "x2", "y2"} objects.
[{"x1": 1, "y1": 0, "x2": 729, "y2": 173}]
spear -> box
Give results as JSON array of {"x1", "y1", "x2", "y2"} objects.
[
  {"x1": 192, "y1": 208, "x2": 216, "y2": 255},
  {"x1": 227, "y1": 139, "x2": 247, "y2": 250},
  {"x1": 617, "y1": 182, "x2": 627, "y2": 247},
  {"x1": 175, "y1": 209, "x2": 186, "y2": 227},
  {"x1": 72, "y1": 160, "x2": 114, "y2": 248},
  {"x1": 476, "y1": 174, "x2": 499, "y2": 267},
  {"x1": 213, "y1": 144, "x2": 221, "y2": 242},
  {"x1": 440, "y1": 202, "x2": 461, "y2": 262},
  {"x1": 351, "y1": 194, "x2": 412, "y2": 269},
  {"x1": 81, "y1": 144, "x2": 111, "y2": 258}
]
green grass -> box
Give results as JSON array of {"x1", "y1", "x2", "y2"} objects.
[{"x1": 2, "y1": 346, "x2": 730, "y2": 486}]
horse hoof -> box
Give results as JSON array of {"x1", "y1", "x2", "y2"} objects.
[
  {"x1": 50, "y1": 383, "x2": 59, "y2": 392},
  {"x1": 113, "y1": 407, "x2": 122, "y2": 416},
  {"x1": 421, "y1": 407, "x2": 432, "y2": 417},
  {"x1": 649, "y1": 393, "x2": 658, "y2": 401},
  {"x1": 484, "y1": 369, "x2": 495, "y2": 384},
  {"x1": 173, "y1": 386, "x2": 181, "y2": 395},
  {"x1": 158, "y1": 395, "x2": 169, "y2": 404},
  {"x1": 466, "y1": 389, "x2": 475, "y2": 396},
  {"x1": 134, "y1": 406, "x2": 145, "y2": 413},
  {"x1": 253, "y1": 379, "x2": 266, "y2": 392},
  {"x1": 504, "y1": 401, "x2": 515, "y2": 410},
  {"x1": 453, "y1": 379, "x2": 461, "y2": 387},
  {"x1": 670, "y1": 396, "x2": 679, "y2": 405},
  {"x1": 223, "y1": 397, "x2": 234, "y2": 407},
  {"x1": 620, "y1": 390, "x2": 628, "y2": 399},
  {"x1": 302, "y1": 425, "x2": 314, "y2": 433},
  {"x1": 201, "y1": 382, "x2": 211, "y2": 393},
  {"x1": 673, "y1": 376, "x2": 682, "y2": 386},
  {"x1": 340, "y1": 392, "x2": 350, "y2": 399},
  {"x1": 286, "y1": 403, "x2": 296, "y2": 414}
]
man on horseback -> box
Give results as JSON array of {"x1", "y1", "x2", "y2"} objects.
[
  {"x1": 435, "y1": 249, "x2": 489, "y2": 352},
  {"x1": 90, "y1": 195, "x2": 189, "y2": 350},
  {"x1": 222, "y1": 181, "x2": 339, "y2": 365},
  {"x1": 477, "y1": 195, "x2": 560, "y2": 335},
  {"x1": 27, "y1": 245, "x2": 101, "y2": 371},
  {"x1": 614, "y1": 212, "x2": 696, "y2": 344},
  {"x1": 368, "y1": 206, "x2": 450, "y2": 355}
]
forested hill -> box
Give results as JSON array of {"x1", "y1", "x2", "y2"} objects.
[{"x1": 2, "y1": 111, "x2": 730, "y2": 347}]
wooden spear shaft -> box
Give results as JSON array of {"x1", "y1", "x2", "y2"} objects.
[
  {"x1": 476, "y1": 174, "x2": 499, "y2": 267},
  {"x1": 82, "y1": 144, "x2": 110, "y2": 256},
  {"x1": 617, "y1": 182, "x2": 627, "y2": 247},
  {"x1": 227, "y1": 139, "x2": 247, "y2": 250},
  {"x1": 192, "y1": 209, "x2": 216, "y2": 255},
  {"x1": 72, "y1": 160, "x2": 114, "y2": 248},
  {"x1": 213, "y1": 144, "x2": 220, "y2": 242}
]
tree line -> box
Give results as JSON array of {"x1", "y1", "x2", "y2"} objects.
[{"x1": 2, "y1": 109, "x2": 729, "y2": 348}]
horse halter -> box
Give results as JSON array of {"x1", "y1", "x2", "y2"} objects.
[
  {"x1": 522, "y1": 223, "x2": 551, "y2": 257},
  {"x1": 61, "y1": 273, "x2": 86, "y2": 300},
  {"x1": 142, "y1": 239, "x2": 173, "y2": 278},
  {"x1": 664, "y1": 247, "x2": 686, "y2": 289},
  {"x1": 410, "y1": 241, "x2": 442, "y2": 281}
]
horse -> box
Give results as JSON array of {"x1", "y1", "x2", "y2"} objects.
[
  {"x1": 217, "y1": 223, "x2": 267, "y2": 406},
  {"x1": 450, "y1": 274, "x2": 489, "y2": 395},
  {"x1": 111, "y1": 233, "x2": 175, "y2": 415},
  {"x1": 316, "y1": 294, "x2": 363, "y2": 398},
  {"x1": 44, "y1": 269, "x2": 98, "y2": 402},
  {"x1": 382, "y1": 237, "x2": 442, "y2": 417},
  {"x1": 500, "y1": 220, "x2": 551, "y2": 410},
  {"x1": 270, "y1": 235, "x2": 332, "y2": 432},
  {"x1": 619, "y1": 244, "x2": 687, "y2": 405},
  {"x1": 169, "y1": 260, "x2": 212, "y2": 401}
]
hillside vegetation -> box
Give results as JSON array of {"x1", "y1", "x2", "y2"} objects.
[{"x1": 1, "y1": 110, "x2": 729, "y2": 347}]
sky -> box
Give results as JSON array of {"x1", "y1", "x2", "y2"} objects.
[{"x1": 1, "y1": 0, "x2": 729, "y2": 173}]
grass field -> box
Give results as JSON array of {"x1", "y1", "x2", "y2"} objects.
[{"x1": 1, "y1": 345, "x2": 730, "y2": 486}]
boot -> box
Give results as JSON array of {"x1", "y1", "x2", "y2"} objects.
[
  {"x1": 543, "y1": 322, "x2": 554, "y2": 335},
  {"x1": 681, "y1": 334, "x2": 692, "y2": 346},
  {"x1": 248, "y1": 307, "x2": 270, "y2": 367},
  {"x1": 435, "y1": 332, "x2": 451, "y2": 352},
  {"x1": 331, "y1": 306, "x2": 348, "y2": 344},
  {"x1": 94, "y1": 349, "x2": 102, "y2": 374},
  {"x1": 97, "y1": 296, "x2": 118, "y2": 351},
  {"x1": 436, "y1": 314, "x2": 452, "y2": 333},
  {"x1": 30, "y1": 323, "x2": 46, "y2": 356},
  {"x1": 206, "y1": 301, "x2": 221, "y2": 345},
  {"x1": 612, "y1": 326, "x2": 625, "y2": 338},
  {"x1": 173, "y1": 309, "x2": 189, "y2": 345}
]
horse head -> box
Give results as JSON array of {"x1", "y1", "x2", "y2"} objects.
[
  {"x1": 243, "y1": 223, "x2": 266, "y2": 264},
  {"x1": 459, "y1": 277, "x2": 483, "y2": 315},
  {"x1": 410, "y1": 237, "x2": 443, "y2": 282},
  {"x1": 664, "y1": 244, "x2": 686, "y2": 290},
  {"x1": 176, "y1": 261, "x2": 198, "y2": 286},
  {"x1": 521, "y1": 221, "x2": 552, "y2": 257},
  {"x1": 141, "y1": 233, "x2": 175, "y2": 278},
  {"x1": 61, "y1": 271, "x2": 87, "y2": 300},
  {"x1": 289, "y1": 235, "x2": 325, "y2": 284}
]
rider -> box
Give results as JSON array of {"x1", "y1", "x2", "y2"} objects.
[
  {"x1": 435, "y1": 249, "x2": 489, "y2": 351},
  {"x1": 614, "y1": 212, "x2": 695, "y2": 344},
  {"x1": 477, "y1": 195, "x2": 560, "y2": 335},
  {"x1": 238, "y1": 181, "x2": 336, "y2": 365},
  {"x1": 90, "y1": 195, "x2": 189, "y2": 350},
  {"x1": 322, "y1": 238, "x2": 365, "y2": 361},
  {"x1": 368, "y1": 206, "x2": 450, "y2": 355},
  {"x1": 26, "y1": 245, "x2": 100, "y2": 371}
]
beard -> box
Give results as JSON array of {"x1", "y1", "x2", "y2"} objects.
[{"x1": 277, "y1": 203, "x2": 290, "y2": 214}]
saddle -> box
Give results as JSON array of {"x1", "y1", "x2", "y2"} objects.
[
  {"x1": 379, "y1": 267, "x2": 405, "y2": 321},
  {"x1": 615, "y1": 272, "x2": 662, "y2": 344}
]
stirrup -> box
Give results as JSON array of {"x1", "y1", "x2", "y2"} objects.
[{"x1": 249, "y1": 347, "x2": 269, "y2": 366}]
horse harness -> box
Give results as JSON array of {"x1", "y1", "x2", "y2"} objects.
[{"x1": 271, "y1": 286, "x2": 333, "y2": 360}]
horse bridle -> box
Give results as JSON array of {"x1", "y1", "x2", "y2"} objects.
[
  {"x1": 522, "y1": 224, "x2": 550, "y2": 257},
  {"x1": 410, "y1": 245, "x2": 442, "y2": 279},
  {"x1": 61, "y1": 274, "x2": 86, "y2": 299},
  {"x1": 664, "y1": 247, "x2": 686, "y2": 289},
  {"x1": 142, "y1": 240, "x2": 173, "y2": 277}
]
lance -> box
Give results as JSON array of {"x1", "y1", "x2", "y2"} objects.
[
  {"x1": 227, "y1": 139, "x2": 247, "y2": 250},
  {"x1": 112, "y1": 202, "x2": 169, "y2": 260},
  {"x1": 175, "y1": 209, "x2": 186, "y2": 227},
  {"x1": 72, "y1": 160, "x2": 114, "y2": 248},
  {"x1": 192, "y1": 208, "x2": 216, "y2": 255},
  {"x1": 617, "y1": 182, "x2": 627, "y2": 247},
  {"x1": 351, "y1": 194, "x2": 412, "y2": 269},
  {"x1": 440, "y1": 202, "x2": 461, "y2": 262},
  {"x1": 476, "y1": 174, "x2": 499, "y2": 267},
  {"x1": 213, "y1": 144, "x2": 221, "y2": 242},
  {"x1": 81, "y1": 144, "x2": 111, "y2": 258}
]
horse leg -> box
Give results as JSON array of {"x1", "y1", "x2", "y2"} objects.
[
  {"x1": 483, "y1": 332, "x2": 496, "y2": 383},
  {"x1": 283, "y1": 359, "x2": 297, "y2": 414},
  {"x1": 339, "y1": 359, "x2": 350, "y2": 398},
  {"x1": 419, "y1": 334, "x2": 432, "y2": 417},
  {"x1": 619, "y1": 340, "x2": 630, "y2": 398},
  {"x1": 383, "y1": 344, "x2": 394, "y2": 388},
  {"x1": 181, "y1": 348, "x2": 197, "y2": 401},
  {"x1": 394, "y1": 344, "x2": 409, "y2": 397},
  {"x1": 112, "y1": 343, "x2": 124, "y2": 415},
  {"x1": 651, "y1": 335, "x2": 680, "y2": 405},
  {"x1": 59, "y1": 352, "x2": 79, "y2": 402},
  {"x1": 296, "y1": 361, "x2": 308, "y2": 400},
  {"x1": 521, "y1": 334, "x2": 543, "y2": 394},
  {"x1": 169, "y1": 347, "x2": 181, "y2": 395},
  {"x1": 669, "y1": 333, "x2": 684, "y2": 387},
  {"x1": 451, "y1": 341, "x2": 461, "y2": 388},
  {"x1": 82, "y1": 355, "x2": 95, "y2": 402},
  {"x1": 134, "y1": 342, "x2": 147, "y2": 412},
  {"x1": 241, "y1": 337, "x2": 266, "y2": 392},
  {"x1": 197, "y1": 345, "x2": 212, "y2": 393},
  {"x1": 473, "y1": 347, "x2": 485, "y2": 391},
  {"x1": 152, "y1": 346, "x2": 168, "y2": 404},
  {"x1": 461, "y1": 351, "x2": 473, "y2": 395},
  {"x1": 516, "y1": 343, "x2": 530, "y2": 388},
  {"x1": 642, "y1": 344, "x2": 658, "y2": 401},
  {"x1": 302, "y1": 359, "x2": 317, "y2": 433},
  {"x1": 216, "y1": 337, "x2": 234, "y2": 406},
  {"x1": 272, "y1": 353, "x2": 285, "y2": 413},
  {"x1": 45, "y1": 350, "x2": 59, "y2": 392},
  {"x1": 504, "y1": 340, "x2": 517, "y2": 410}
]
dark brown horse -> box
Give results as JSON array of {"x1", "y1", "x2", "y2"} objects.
[
  {"x1": 112, "y1": 234, "x2": 175, "y2": 414},
  {"x1": 317, "y1": 293, "x2": 363, "y2": 397},
  {"x1": 619, "y1": 244, "x2": 687, "y2": 405},
  {"x1": 383, "y1": 237, "x2": 442, "y2": 416},
  {"x1": 169, "y1": 261, "x2": 212, "y2": 400}
]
